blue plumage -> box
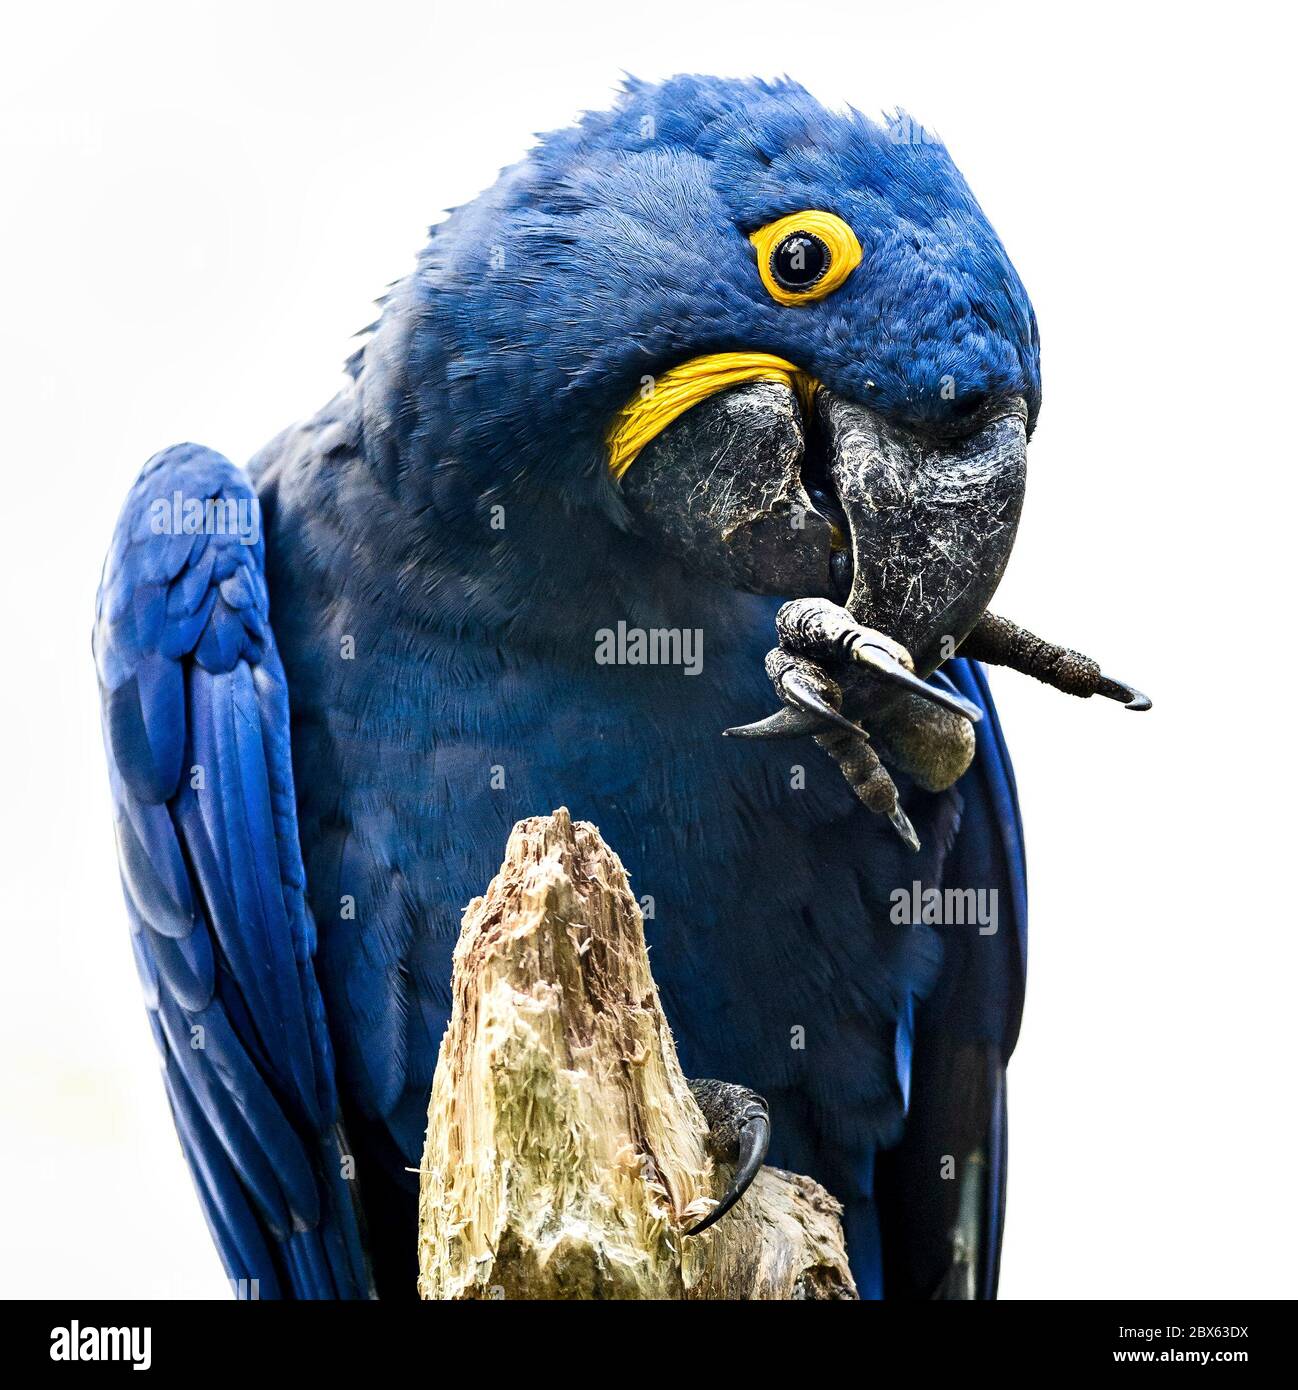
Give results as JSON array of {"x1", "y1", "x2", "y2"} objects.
[
  {"x1": 97, "y1": 444, "x2": 370, "y2": 1297},
  {"x1": 96, "y1": 76, "x2": 1034, "y2": 1298}
]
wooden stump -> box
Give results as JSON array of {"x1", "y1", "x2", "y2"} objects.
[{"x1": 417, "y1": 808, "x2": 856, "y2": 1300}]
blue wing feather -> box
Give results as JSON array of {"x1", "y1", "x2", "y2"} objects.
[
  {"x1": 943, "y1": 657, "x2": 1028, "y2": 1051},
  {"x1": 876, "y1": 657, "x2": 1027, "y2": 1298},
  {"x1": 95, "y1": 444, "x2": 372, "y2": 1299}
]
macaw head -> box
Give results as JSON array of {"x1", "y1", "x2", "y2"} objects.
[{"x1": 364, "y1": 75, "x2": 1039, "y2": 675}]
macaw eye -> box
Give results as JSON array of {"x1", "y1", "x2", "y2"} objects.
[
  {"x1": 771, "y1": 233, "x2": 829, "y2": 291},
  {"x1": 749, "y1": 210, "x2": 862, "y2": 307}
]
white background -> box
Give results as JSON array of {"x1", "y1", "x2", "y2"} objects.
[{"x1": 1, "y1": 0, "x2": 1292, "y2": 1300}]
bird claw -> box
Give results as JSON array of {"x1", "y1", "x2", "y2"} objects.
[
  {"x1": 1096, "y1": 672, "x2": 1153, "y2": 712},
  {"x1": 722, "y1": 599, "x2": 933, "y2": 848},
  {"x1": 961, "y1": 613, "x2": 1154, "y2": 712},
  {"x1": 776, "y1": 597, "x2": 981, "y2": 723},
  {"x1": 849, "y1": 640, "x2": 982, "y2": 722},
  {"x1": 722, "y1": 706, "x2": 821, "y2": 740},
  {"x1": 777, "y1": 666, "x2": 861, "y2": 737},
  {"x1": 887, "y1": 801, "x2": 921, "y2": 853},
  {"x1": 684, "y1": 1080, "x2": 771, "y2": 1236}
]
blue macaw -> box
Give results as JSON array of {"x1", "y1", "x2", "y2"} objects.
[{"x1": 95, "y1": 75, "x2": 1149, "y2": 1299}]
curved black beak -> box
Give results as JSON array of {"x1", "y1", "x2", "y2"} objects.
[
  {"x1": 619, "y1": 378, "x2": 839, "y2": 598},
  {"x1": 814, "y1": 388, "x2": 1028, "y2": 676},
  {"x1": 621, "y1": 378, "x2": 1029, "y2": 681}
]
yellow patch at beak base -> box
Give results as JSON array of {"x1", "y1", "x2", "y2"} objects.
[{"x1": 607, "y1": 352, "x2": 819, "y2": 482}]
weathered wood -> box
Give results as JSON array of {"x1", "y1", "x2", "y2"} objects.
[{"x1": 417, "y1": 808, "x2": 856, "y2": 1300}]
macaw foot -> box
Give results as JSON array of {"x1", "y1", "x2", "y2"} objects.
[
  {"x1": 723, "y1": 598, "x2": 982, "y2": 850},
  {"x1": 961, "y1": 612, "x2": 1152, "y2": 711},
  {"x1": 684, "y1": 1078, "x2": 771, "y2": 1236},
  {"x1": 770, "y1": 598, "x2": 982, "y2": 722}
]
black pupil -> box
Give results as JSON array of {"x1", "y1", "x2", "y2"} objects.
[{"x1": 771, "y1": 232, "x2": 829, "y2": 290}]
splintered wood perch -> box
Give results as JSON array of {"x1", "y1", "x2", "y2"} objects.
[{"x1": 417, "y1": 808, "x2": 856, "y2": 1300}]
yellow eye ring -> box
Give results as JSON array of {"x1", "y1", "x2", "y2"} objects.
[{"x1": 749, "y1": 210, "x2": 862, "y2": 306}]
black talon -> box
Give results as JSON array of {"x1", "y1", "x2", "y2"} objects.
[
  {"x1": 686, "y1": 1110, "x2": 771, "y2": 1236},
  {"x1": 722, "y1": 706, "x2": 821, "y2": 739},
  {"x1": 684, "y1": 1080, "x2": 771, "y2": 1236},
  {"x1": 851, "y1": 645, "x2": 983, "y2": 722},
  {"x1": 779, "y1": 670, "x2": 862, "y2": 737},
  {"x1": 888, "y1": 802, "x2": 921, "y2": 853},
  {"x1": 1096, "y1": 673, "x2": 1153, "y2": 712}
]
